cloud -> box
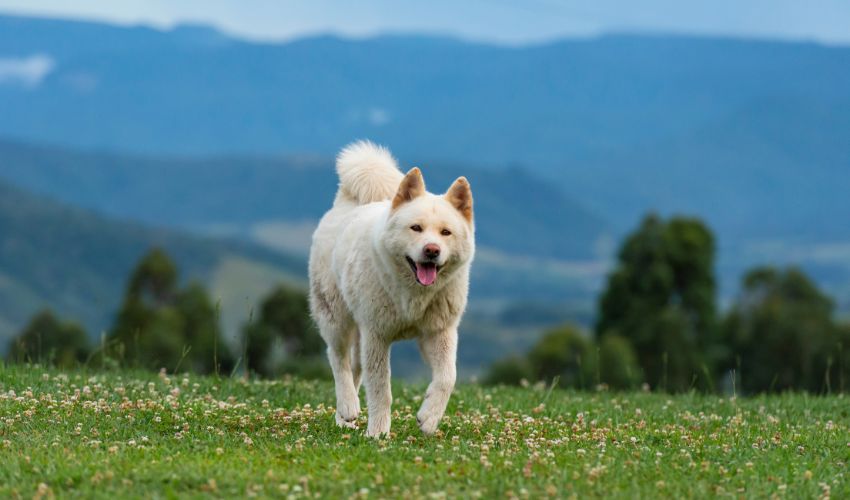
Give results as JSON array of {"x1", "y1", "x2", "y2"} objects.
[{"x1": 0, "y1": 54, "x2": 55, "y2": 88}]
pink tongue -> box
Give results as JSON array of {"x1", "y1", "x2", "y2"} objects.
[{"x1": 416, "y1": 263, "x2": 438, "y2": 286}]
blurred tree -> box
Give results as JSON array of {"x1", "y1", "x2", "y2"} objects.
[
  {"x1": 108, "y1": 248, "x2": 231, "y2": 373},
  {"x1": 176, "y1": 282, "x2": 234, "y2": 373},
  {"x1": 110, "y1": 249, "x2": 182, "y2": 369},
  {"x1": 126, "y1": 248, "x2": 178, "y2": 307},
  {"x1": 598, "y1": 334, "x2": 641, "y2": 390},
  {"x1": 242, "y1": 322, "x2": 275, "y2": 376},
  {"x1": 242, "y1": 284, "x2": 323, "y2": 377},
  {"x1": 526, "y1": 325, "x2": 595, "y2": 389},
  {"x1": 831, "y1": 323, "x2": 850, "y2": 393},
  {"x1": 6, "y1": 309, "x2": 90, "y2": 367},
  {"x1": 596, "y1": 214, "x2": 717, "y2": 391},
  {"x1": 482, "y1": 356, "x2": 532, "y2": 386},
  {"x1": 721, "y1": 266, "x2": 837, "y2": 393},
  {"x1": 258, "y1": 285, "x2": 323, "y2": 357}
]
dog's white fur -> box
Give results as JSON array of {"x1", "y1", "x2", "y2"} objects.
[{"x1": 309, "y1": 141, "x2": 475, "y2": 437}]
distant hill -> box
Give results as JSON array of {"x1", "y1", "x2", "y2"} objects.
[
  {"x1": 0, "y1": 139, "x2": 609, "y2": 261},
  {"x1": 1, "y1": 14, "x2": 848, "y2": 248},
  {"x1": 0, "y1": 179, "x2": 306, "y2": 348}
]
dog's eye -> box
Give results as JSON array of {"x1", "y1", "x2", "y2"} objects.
[
  {"x1": 410, "y1": 224, "x2": 423, "y2": 232},
  {"x1": 441, "y1": 229, "x2": 452, "y2": 236}
]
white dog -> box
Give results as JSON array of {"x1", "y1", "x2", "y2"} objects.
[{"x1": 309, "y1": 141, "x2": 475, "y2": 437}]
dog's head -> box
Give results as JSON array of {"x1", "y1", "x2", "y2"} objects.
[{"x1": 381, "y1": 167, "x2": 475, "y2": 287}]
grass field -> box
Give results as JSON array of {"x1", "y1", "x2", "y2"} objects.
[{"x1": 1, "y1": 365, "x2": 847, "y2": 498}]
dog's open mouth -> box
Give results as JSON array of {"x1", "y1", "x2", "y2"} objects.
[{"x1": 406, "y1": 257, "x2": 441, "y2": 286}]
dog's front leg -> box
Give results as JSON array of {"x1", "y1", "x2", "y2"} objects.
[
  {"x1": 417, "y1": 329, "x2": 457, "y2": 435},
  {"x1": 361, "y1": 333, "x2": 392, "y2": 437}
]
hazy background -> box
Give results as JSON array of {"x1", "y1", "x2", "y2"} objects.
[
  {"x1": 3, "y1": 0, "x2": 850, "y2": 45},
  {"x1": 1, "y1": 1, "x2": 848, "y2": 379}
]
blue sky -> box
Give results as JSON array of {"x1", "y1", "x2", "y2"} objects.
[{"x1": 1, "y1": 0, "x2": 849, "y2": 45}]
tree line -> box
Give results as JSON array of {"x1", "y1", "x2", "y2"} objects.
[
  {"x1": 5, "y1": 248, "x2": 326, "y2": 378},
  {"x1": 6, "y1": 215, "x2": 849, "y2": 394},
  {"x1": 485, "y1": 214, "x2": 850, "y2": 394}
]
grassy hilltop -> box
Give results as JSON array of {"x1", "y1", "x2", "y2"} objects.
[{"x1": 1, "y1": 366, "x2": 847, "y2": 498}]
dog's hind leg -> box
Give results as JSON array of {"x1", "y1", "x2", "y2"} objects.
[
  {"x1": 312, "y1": 281, "x2": 361, "y2": 428},
  {"x1": 416, "y1": 329, "x2": 458, "y2": 435},
  {"x1": 325, "y1": 326, "x2": 361, "y2": 428}
]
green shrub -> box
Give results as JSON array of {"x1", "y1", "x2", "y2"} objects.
[
  {"x1": 241, "y1": 284, "x2": 324, "y2": 378},
  {"x1": 722, "y1": 266, "x2": 837, "y2": 393},
  {"x1": 107, "y1": 248, "x2": 232, "y2": 373},
  {"x1": 482, "y1": 356, "x2": 532, "y2": 386},
  {"x1": 527, "y1": 325, "x2": 595, "y2": 389},
  {"x1": 6, "y1": 309, "x2": 90, "y2": 367},
  {"x1": 598, "y1": 334, "x2": 641, "y2": 390}
]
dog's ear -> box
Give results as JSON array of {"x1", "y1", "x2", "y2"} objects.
[
  {"x1": 392, "y1": 167, "x2": 426, "y2": 210},
  {"x1": 445, "y1": 177, "x2": 473, "y2": 222}
]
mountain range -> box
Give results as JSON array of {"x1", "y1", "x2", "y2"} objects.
[
  {"x1": 1, "y1": 14, "x2": 848, "y2": 246},
  {"x1": 0, "y1": 13, "x2": 849, "y2": 325}
]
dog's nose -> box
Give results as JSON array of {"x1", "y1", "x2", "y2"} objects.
[{"x1": 423, "y1": 243, "x2": 441, "y2": 259}]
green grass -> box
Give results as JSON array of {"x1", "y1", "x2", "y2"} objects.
[{"x1": 1, "y1": 365, "x2": 847, "y2": 498}]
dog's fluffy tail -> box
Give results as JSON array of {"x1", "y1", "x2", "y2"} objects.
[{"x1": 335, "y1": 140, "x2": 403, "y2": 206}]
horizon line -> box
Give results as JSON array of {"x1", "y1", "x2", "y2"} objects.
[{"x1": 1, "y1": 9, "x2": 847, "y2": 50}]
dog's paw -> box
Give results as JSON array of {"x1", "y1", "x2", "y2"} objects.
[
  {"x1": 335, "y1": 412, "x2": 358, "y2": 429},
  {"x1": 335, "y1": 395, "x2": 360, "y2": 428},
  {"x1": 417, "y1": 404, "x2": 444, "y2": 436},
  {"x1": 365, "y1": 413, "x2": 391, "y2": 438}
]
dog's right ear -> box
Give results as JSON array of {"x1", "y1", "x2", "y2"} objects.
[{"x1": 392, "y1": 167, "x2": 426, "y2": 210}]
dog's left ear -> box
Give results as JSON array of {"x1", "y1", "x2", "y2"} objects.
[{"x1": 445, "y1": 177, "x2": 473, "y2": 222}]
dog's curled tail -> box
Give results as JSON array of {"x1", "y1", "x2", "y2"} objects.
[{"x1": 335, "y1": 140, "x2": 404, "y2": 206}]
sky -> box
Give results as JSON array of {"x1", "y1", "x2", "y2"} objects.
[{"x1": 0, "y1": 0, "x2": 849, "y2": 46}]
